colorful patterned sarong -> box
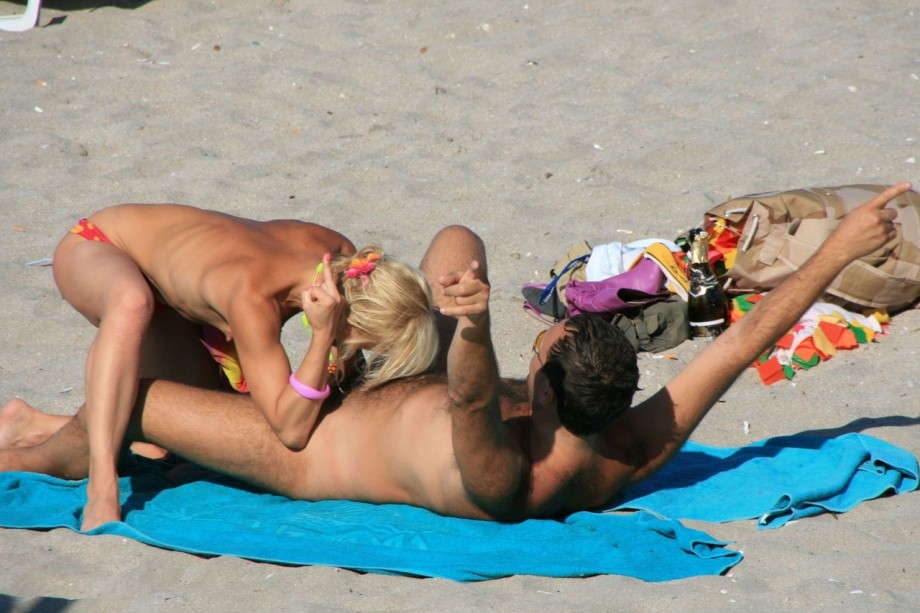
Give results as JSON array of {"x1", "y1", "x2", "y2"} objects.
[{"x1": 201, "y1": 325, "x2": 250, "y2": 393}]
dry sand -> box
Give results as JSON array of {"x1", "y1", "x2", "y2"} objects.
[{"x1": 1, "y1": 0, "x2": 919, "y2": 610}]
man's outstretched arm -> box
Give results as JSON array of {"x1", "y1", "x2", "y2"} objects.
[
  {"x1": 438, "y1": 261, "x2": 525, "y2": 519},
  {"x1": 622, "y1": 182, "x2": 912, "y2": 484}
]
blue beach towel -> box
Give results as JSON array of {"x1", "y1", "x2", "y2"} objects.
[
  {"x1": 0, "y1": 433, "x2": 915, "y2": 581},
  {"x1": 612, "y1": 433, "x2": 918, "y2": 527},
  {"x1": 0, "y1": 467, "x2": 738, "y2": 582}
]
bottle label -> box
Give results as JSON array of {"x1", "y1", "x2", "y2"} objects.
[{"x1": 690, "y1": 318, "x2": 725, "y2": 327}]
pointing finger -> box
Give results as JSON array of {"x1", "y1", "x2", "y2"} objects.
[
  {"x1": 867, "y1": 182, "x2": 912, "y2": 210},
  {"x1": 321, "y1": 253, "x2": 338, "y2": 293}
]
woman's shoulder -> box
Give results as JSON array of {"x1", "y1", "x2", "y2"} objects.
[{"x1": 261, "y1": 219, "x2": 356, "y2": 255}]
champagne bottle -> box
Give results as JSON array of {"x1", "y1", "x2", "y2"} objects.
[{"x1": 687, "y1": 229, "x2": 729, "y2": 338}]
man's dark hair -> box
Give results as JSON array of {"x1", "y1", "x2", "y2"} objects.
[{"x1": 542, "y1": 314, "x2": 640, "y2": 436}]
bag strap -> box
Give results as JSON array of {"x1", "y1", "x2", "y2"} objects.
[
  {"x1": 522, "y1": 302, "x2": 559, "y2": 326},
  {"x1": 757, "y1": 222, "x2": 790, "y2": 267},
  {"x1": 538, "y1": 254, "x2": 590, "y2": 306}
]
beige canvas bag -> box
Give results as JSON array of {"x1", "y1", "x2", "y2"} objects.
[{"x1": 706, "y1": 184, "x2": 920, "y2": 312}]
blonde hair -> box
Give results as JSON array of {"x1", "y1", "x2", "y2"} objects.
[{"x1": 329, "y1": 246, "x2": 438, "y2": 388}]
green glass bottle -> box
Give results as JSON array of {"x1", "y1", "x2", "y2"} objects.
[{"x1": 687, "y1": 229, "x2": 729, "y2": 339}]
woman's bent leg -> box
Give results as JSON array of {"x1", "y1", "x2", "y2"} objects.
[{"x1": 53, "y1": 234, "x2": 155, "y2": 531}]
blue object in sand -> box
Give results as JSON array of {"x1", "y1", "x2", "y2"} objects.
[{"x1": 0, "y1": 432, "x2": 915, "y2": 581}]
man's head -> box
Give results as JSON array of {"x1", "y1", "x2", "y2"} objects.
[{"x1": 530, "y1": 314, "x2": 639, "y2": 436}]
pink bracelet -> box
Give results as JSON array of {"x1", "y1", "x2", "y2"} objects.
[{"x1": 288, "y1": 373, "x2": 331, "y2": 401}]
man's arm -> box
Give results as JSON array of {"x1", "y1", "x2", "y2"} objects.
[
  {"x1": 438, "y1": 261, "x2": 526, "y2": 519},
  {"x1": 621, "y1": 182, "x2": 912, "y2": 484}
]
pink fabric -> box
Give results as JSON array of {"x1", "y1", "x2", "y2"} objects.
[{"x1": 565, "y1": 258, "x2": 669, "y2": 316}]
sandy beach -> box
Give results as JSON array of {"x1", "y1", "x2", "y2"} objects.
[{"x1": 1, "y1": 0, "x2": 919, "y2": 609}]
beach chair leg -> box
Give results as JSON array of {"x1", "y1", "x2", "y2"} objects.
[{"x1": 0, "y1": 0, "x2": 42, "y2": 32}]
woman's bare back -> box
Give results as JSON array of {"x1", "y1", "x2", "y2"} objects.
[{"x1": 88, "y1": 203, "x2": 355, "y2": 334}]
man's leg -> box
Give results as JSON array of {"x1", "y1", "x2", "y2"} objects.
[
  {"x1": 0, "y1": 399, "x2": 70, "y2": 450},
  {"x1": 419, "y1": 225, "x2": 488, "y2": 373},
  {"x1": 0, "y1": 381, "x2": 307, "y2": 499},
  {"x1": 128, "y1": 380, "x2": 306, "y2": 497},
  {"x1": 0, "y1": 310, "x2": 221, "y2": 457},
  {"x1": 0, "y1": 406, "x2": 91, "y2": 480}
]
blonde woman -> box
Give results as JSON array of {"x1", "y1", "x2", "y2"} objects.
[{"x1": 38, "y1": 203, "x2": 437, "y2": 531}]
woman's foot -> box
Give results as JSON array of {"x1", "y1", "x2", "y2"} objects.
[{"x1": 82, "y1": 471, "x2": 122, "y2": 531}]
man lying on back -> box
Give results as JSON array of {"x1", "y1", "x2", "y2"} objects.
[{"x1": 0, "y1": 183, "x2": 910, "y2": 520}]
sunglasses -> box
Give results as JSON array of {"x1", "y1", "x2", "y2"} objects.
[{"x1": 532, "y1": 329, "x2": 547, "y2": 364}]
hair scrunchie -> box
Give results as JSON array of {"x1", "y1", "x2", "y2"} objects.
[{"x1": 346, "y1": 253, "x2": 381, "y2": 281}]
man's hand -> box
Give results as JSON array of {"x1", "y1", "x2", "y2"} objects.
[
  {"x1": 437, "y1": 260, "x2": 490, "y2": 323},
  {"x1": 824, "y1": 182, "x2": 913, "y2": 262}
]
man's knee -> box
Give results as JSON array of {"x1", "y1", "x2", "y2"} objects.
[
  {"x1": 433, "y1": 225, "x2": 483, "y2": 250},
  {"x1": 423, "y1": 225, "x2": 487, "y2": 272}
]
